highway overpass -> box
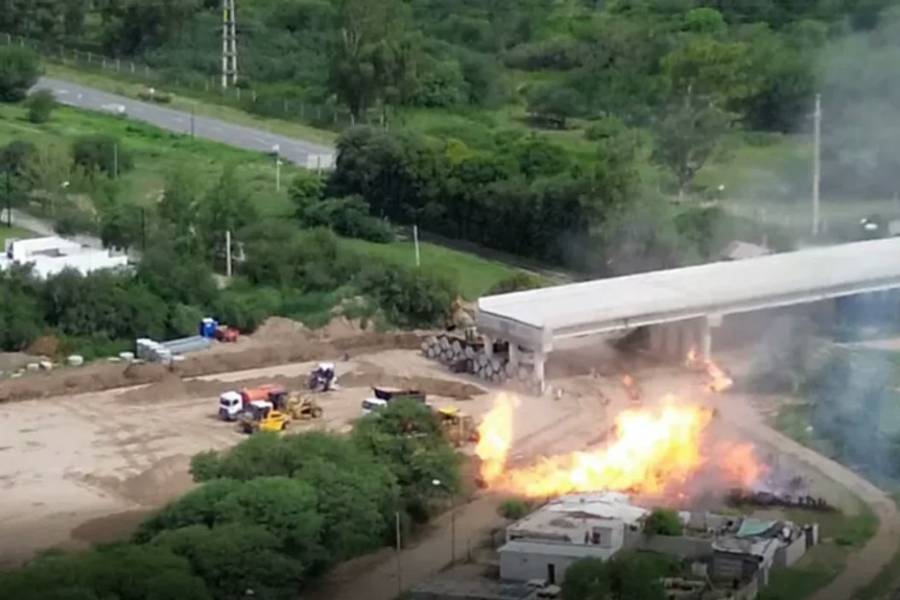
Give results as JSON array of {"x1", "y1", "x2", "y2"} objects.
[{"x1": 476, "y1": 237, "x2": 900, "y2": 388}]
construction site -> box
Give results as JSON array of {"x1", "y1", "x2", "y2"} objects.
[{"x1": 1, "y1": 285, "x2": 898, "y2": 600}]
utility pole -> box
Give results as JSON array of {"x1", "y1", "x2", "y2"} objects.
[
  {"x1": 225, "y1": 229, "x2": 233, "y2": 277},
  {"x1": 222, "y1": 0, "x2": 238, "y2": 89},
  {"x1": 394, "y1": 511, "x2": 402, "y2": 595},
  {"x1": 273, "y1": 145, "x2": 281, "y2": 192},
  {"x1": 812, "y1": 93, "x2": 822, "y2": 237},
  {"x1": 413, "y1": 224, "x2": 421, "y2": 268},
  {"x1": 5, "y1": 170, "x2": 11, "y2": 228}
]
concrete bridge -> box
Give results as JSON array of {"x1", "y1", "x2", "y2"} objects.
[{"x1": 476, "y1": 238, "x2": 900, "y2": 388}]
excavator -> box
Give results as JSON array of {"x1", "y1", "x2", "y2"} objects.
[{"x1": 239, "y1": 401, "x2": 291, "y2": 434}]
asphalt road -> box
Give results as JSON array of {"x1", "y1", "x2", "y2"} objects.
[{"x1": 32, "y1": 77, "x2": 335, "y2": 169}]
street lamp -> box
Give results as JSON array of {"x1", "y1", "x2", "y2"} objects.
[
  {"x1": 432, "y1": 479, "x2": 456, "y2": 565},
  {"x1": 272, "y1": 144, "x2": 281, "y2": 192}
]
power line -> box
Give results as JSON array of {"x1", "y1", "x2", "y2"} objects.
[{"x1": 221, "y1": 0, "x2": 238, "y2": 89}]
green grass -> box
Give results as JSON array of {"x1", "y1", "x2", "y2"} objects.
[
  {"x1": 0, "y1": 101, "x2": 296, "y2": 218},
  {"x1": 855, "y1": 494, "x2": 900, "y2": 600},
  {"x1": 45, "y1": 63, "x2": 338, "y2": 146},
  {"x1": 0, "y1": 224, "x2": 36, "y2": 245},
  {"x1": 760, "y1": 543, "x2": 847, "y2": 600},
  {"x1": 341, "y1": 237, "x2": 524, "y2": 299}
]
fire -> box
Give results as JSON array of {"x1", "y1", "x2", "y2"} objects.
[
  {"x1": 474, "y1": 394, "x2": 516, "y2": 483},
  {"x1": 475, "y1": 397, "x2": 762, "y2": 498},
  {"x1": 719, "y1": 442, "x2": 766, "y2": 487},
  {"x1": 686, "y1": 349, "x2": 734, "y2": 393}
]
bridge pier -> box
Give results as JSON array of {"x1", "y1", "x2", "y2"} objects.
[{"x1": 646, "y1": 317, "x2": 713, "y2": 362}]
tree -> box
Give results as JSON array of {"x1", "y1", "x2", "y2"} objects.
[
  {"x1": 158, "y1": 167, "x2": 200, "y2": 246},
  {"x1": 360, "y1": 263, "x2": 456, "y2": 327},
  {"x1": 22, "y1": 142, "x2": 71, "y2": 215},
  {"x1": 26, "y1": 89, "x2": 56, "y2": 123},
  {"x1": 197, "y1": 166, "x2": 258, "y2": 260},
  {"x1": 99, "y1": 201, "x2": 143, "y2": 251},
  {"x1": 562, "y1": 553, "x2": 673, "y2": 600},
  {"x1": 526, "y1": 84, "x2": 581, "y2": 129},
  {"x1": 499, "y1": 499, "x2": 531, "y2": 520},
  {"x1": 153, "y1": 524, "x2": 303, "y2": 600},
  {"x1": 653, "y1": 98, "x2": 734, "y2": 198},
  {"x1": 328, "y1": 0, "x2": 416, "y2": 122},
  {"x1": 289, "y1": 171, "x2": 326, "y2": 218},
  {"x1": 72, "y1": 135, "x2": 133, "y2": 178},
  {"x1": 352, "y1": 399, "x2": 460, "y2": 520},
  {"x1": 644, "y1": 508, "x2": 683, "y2": 536},
  {"x1": 0, "y1": 46, "x2": 40, "y2": 102}
]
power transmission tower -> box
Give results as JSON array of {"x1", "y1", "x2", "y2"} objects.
[{"x1": 222, "y1": 0, "x2": 238, "y2": 89}]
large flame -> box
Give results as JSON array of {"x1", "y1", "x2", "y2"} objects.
[{"x1": 474, "y1": 394, "x2": 516, "y2": 483}]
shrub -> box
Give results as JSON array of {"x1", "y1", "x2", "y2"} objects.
[
  {"x1": 73, "y1": 134, "x2": 133, "y2": 177},
  {"x1": 504, "y1": 38, "x2": 588, "y2": 71},
  {"x1": 360, "y1": 264, "x2": 457, "y2": 327},
  {"x1": 0, "y1": 46, "x2": 40, "y2": 102},
  {"x1": 644, "y1": 508, "x2": 683, "y2": 536},
  {"x1": 487, "y1": 272, "x2": 543, "y2": 295},
  {"x1": 499, "y1": 499, "x2": 531, "y2": 520},
  {"x1": 26, "y1": 89, "x2": 56, "y2": 123}
]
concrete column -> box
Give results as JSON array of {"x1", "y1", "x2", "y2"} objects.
[
  {"x1": 508, "y1": 343, "x2": 520, "y2": 368},
  {"x1": 483, "y1": 335, "x2": 494, "y2": 359},
  {"x1": 663, "y1": 323, "x2": 679, "y2": 359},
  {"x1": 649, "y1": 324, "x2": 664, "y2": 354},
  {"x1": 534, "y1": 352, "x2": 546, "y2": 393},
  {"x1": 699, "y1": 316, "x2": 712, "y2": 361}
]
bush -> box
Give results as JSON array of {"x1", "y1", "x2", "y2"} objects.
[
  {"x1": 0, "y1": 46, "x2": 40, "y2": 102},
  {"x1": 360, "y1": 263, "x2": 456, "y2": 327},
  {"x1": 26, "y1": 89, "x2": 56, "y2": 123},
  {"x1": 73, "y1": 135, "x2": 133, "y2": 178},
  {"x1": 487, "y1": 272, "x2": 543, "y2": 295},
  {"x1": 644, "y1": 508, "x2": 683, "y2": 536},
  {"x1": 301, "y1": 195, "x2": 394, "y2": 243},
  {"x1": 504, "y1": 38, "x2": 588, "y2": 71},
  {"x1": 499, "y1": 499, "x2": 531, "y2": 520}
]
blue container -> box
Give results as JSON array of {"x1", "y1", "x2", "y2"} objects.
[{"x1": 199, "y1": 317, "x2": 218, "y2": 338}]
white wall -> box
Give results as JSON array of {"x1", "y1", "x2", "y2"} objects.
[{"x1": 499, "y1": 549, "x2": 582, "y2": 585}]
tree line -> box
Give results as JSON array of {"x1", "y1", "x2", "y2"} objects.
[{"x1": 0, "y1": 400, "x2": 461, "y2": 599}]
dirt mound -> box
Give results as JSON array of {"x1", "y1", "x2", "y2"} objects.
[
  {"x1": 253, "y1": 317, "x2": 314, "y2": 342},
  {"x1": 319, "y1": 316, "x2": 370, "y2": 340},
  {"x1": 26, "y1": 336, "x2": 58, "y2": 357},
  {"x1": 338, "y1": 371, "x2": 485, "y2": 400}
]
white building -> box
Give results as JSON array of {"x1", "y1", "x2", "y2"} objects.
[
  {"x1": 0, "y1": 236, "x2": 128, "y2": 278},
  {"x1": 499, "y1": 492, "x2": 648, "y2": 585}
]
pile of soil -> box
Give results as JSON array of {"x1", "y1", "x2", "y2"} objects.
[
  {"x1": 318, "y1": 316, "x2": 370, "y2": 340},
  {"x1": 253, "y1": 317, "x2": 314, "y2": 344}
]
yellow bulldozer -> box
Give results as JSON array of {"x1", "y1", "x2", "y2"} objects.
[
  {"x1": 268, "y1": 389, "x2": 324, "y2": 420},
  {"x1": 239, "y1": 401, "x2": 291, "y2": 434},
  {"x1": 436, "y1": 406, "x2": 480, "y2": 447}
]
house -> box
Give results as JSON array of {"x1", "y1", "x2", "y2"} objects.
[
  {"x1": 499, "y1": 495, "x2": 815, "y2": 599},
  {"x1": 0, "y1": 236, "x2": 128, "y2": 278},
  {"x1": 498, "y1": 492, "x2": 648, "y2": 585}
]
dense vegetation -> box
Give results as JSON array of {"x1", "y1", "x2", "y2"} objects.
[
  {"x1": 0, "y1": 400, "x2": 461, "y2": 599},
  {"x1": 562, "y1": 553, "x2": 680, "y2": 600}
]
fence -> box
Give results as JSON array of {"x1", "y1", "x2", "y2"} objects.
[{"x1": 0, "y1": 32, "x2": 377, "y2": 132}]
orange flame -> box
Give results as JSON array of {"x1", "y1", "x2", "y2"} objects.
[
  {"x1": 474, "y1": 397, "x2": 761, "y2": 499},
  {"x1": 719, "y1": 442, "x2": 766, "y2": 487},
  {"x1": 686, "y1": 349, "x2": 733, "y2": 393}
]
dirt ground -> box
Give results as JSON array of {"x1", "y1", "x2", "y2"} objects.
[{"x1": 0, "y1": 349, "x2": 505, "y2": 568}]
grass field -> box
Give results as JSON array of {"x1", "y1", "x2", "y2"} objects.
[
  {"x1": 0, "y1": 101, "x2": 296, "y2": 218},
  {"x1": 341, "y1": 237, "x2": 524, "y2": 299},
  {"x1": 0, "y1": 224, "x2": 36, "y2": 245}
]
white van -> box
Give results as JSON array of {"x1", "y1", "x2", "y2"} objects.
[{"x1": 361, "y1": 397, "x2": 388, "y2": 415}]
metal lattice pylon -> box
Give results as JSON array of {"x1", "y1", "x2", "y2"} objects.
[{"x1": 222, "y1": 0, "x2": 238, "y2": 88}]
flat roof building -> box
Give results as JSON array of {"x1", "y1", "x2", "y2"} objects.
[{"x1": 0, "y1": 236, "x2": 128, "y2": 279}]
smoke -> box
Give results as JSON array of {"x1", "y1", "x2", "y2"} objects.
[{"x1": 818, "y1": 7, "x2": 900, "y2": 200}]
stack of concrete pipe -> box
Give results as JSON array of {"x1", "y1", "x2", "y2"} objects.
[{"x1": 420, "y1": 334, "x2": 508, "y2": 383}]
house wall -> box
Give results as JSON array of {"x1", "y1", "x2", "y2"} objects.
[
  {"x1": 499, "y1": 549, "x2": 582, "y2": 584},
  {"x1": 774, "y1": 535, "x2": 807, "y2": 568},
  {"x1": 623, "y1": 530, "x2": 713, "y2": 560}
]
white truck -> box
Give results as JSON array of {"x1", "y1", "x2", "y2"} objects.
[{"x1": 218, "y1": 391, "x2": 244, "y2": 421}]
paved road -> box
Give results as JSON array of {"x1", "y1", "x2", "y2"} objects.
[{"x1": 31, "y1": 77, "x2": 335, "y2": 169}]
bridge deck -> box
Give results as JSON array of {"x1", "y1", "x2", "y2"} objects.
[{"x1": 477, "y1": 238, "x2": 900, "y2": 346}]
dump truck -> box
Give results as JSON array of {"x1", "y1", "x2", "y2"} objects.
[
  {"x1": 218, "y1": 384, "x2": 286, "y2": 421},
  {"x1": 436, "y1": 406, "x2": 480, "y2": 447},
  {"x1": 239, "y1": 400, "x2": 291, "y2": 434},
  {"x1": 267, "y1": 388, "x2": 324, "y2": 420}
]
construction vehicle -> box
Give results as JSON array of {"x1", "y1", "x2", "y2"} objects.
[
  {"x1": 267, "y1": 388, "x2": 324, "y2": 420},
  {"x1": 218, "y1": 391, "x2": 245, "y2": 420},
  {"x1": 361, "y1": 387, "x2": 428, "y2": 415},
  {"x1": 215, "y1": 325, "x2": 240, "y2": 343},
  {"x1": 308, "y1": 363, "x2": 336, "y2": 391},
  {"x1": 239, "y1": 400, "x2": 291, "y2": 434},
  {"x1": 436, "y1": 406, "x2": 480, "y2": 447}
]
